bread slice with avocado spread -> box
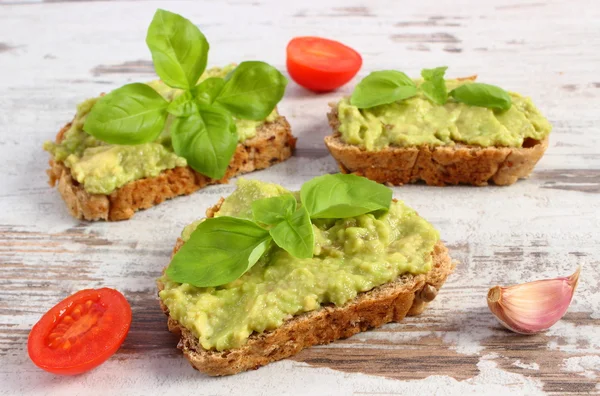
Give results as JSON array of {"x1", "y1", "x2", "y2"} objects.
[
  {"x1": 325, "y1": 71, "x2": 551, "y2": 186},
  {"x1": 157, "y1": 175, "x2": 456, "y2": 376},
  {"x1": 45, "y1": 66, "x2": 296, "y2": 221},
  {"x1": 46, "y1": 11, "x2": 294, "y2": 221}
]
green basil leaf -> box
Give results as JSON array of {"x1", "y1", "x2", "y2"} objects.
[
  {"x1": 350, "y1": 70, "x2": 417, "y2": 109},
  {"x1": 420, "y1": 66, "x2": 448, "y2": 105},
  {"x1": 193, "y1": 77, "x2": 225, "y2": 106},
  {"x1": 214, "y1": 61, "x2": 287, "y2": 120},
  {"x1": 83, "y1": 83, "x2": 168, "y2": 144},
  {"x1": 421, "y1": 66, "x2": 447, "y2": 80},
  {"x1": 449, "y1": 82, "x2": 512, "y2": 111},
  {"x1": 269, "y1": 206, "x2": 314, "y2": 259},
  {"x1": 167, "y1": 91, "x2": 198, "y2": 117},
  {"x1": 300, "y1": 174, "x2": 392, "y2": 219},
  {"x1": 252, "y1": 194, "x2": 297, "y2": 225},
  {"x1": 171, "y1": 106, "x2": 237, "y2": 179},
  {"x1": 166, "y1": 216, "x2": 271, "y2": 287},
  {"x1": 146, "y1": 9, "x2": 209, "y2": 89}
]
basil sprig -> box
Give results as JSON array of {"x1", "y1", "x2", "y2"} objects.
[
  {"x1": 350, "y1": 66, "x2": 511, "y2": 111},
  {"x1": 166, "y1": 174, "x2": 393, "y2": 287},
  {"x1": 83, "y1": 9, "x2": 287, "y2": 179}
]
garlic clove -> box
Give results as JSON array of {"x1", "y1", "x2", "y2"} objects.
[{"x1": 487, "y1": 267, "x2": 580, "y2": 334}]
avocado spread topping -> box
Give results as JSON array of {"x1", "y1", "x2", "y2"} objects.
[
  {"x1": 159, "y1": 179, "x2": 439, "y2": 351},
  {"x1": 44, "y1": 65, "x2": 279, "y2": 195},
  {"x1": 337, "y1": 79, "x2": 552, "y2": 151}
]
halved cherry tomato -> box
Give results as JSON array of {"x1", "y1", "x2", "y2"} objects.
[
  {"x1": 28, "y1": 288, "x2": 131, "y2": 375},
  {"x1": 286, "y1": 36, "x2": 362, "y2": 92}
]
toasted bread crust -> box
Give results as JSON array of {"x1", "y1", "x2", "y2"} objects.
[
  {"x1": 157, "y1": 201, "x2": 456, "y2": 376},
  {"x1": 325, "y1": 107, "x2": 548, "y2": 186},
  {"x1": 47, "y1": 116, "x2": 296, "y2": 221}
]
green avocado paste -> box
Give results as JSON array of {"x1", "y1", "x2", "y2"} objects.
[
  {"x1": 44, "y1": 65, "x2": 279, "y2": 195},
  {"x1": 337, "y1": 79, "x2": 552, "y2": 150},
  {"x1": 159, "y1": 179, "x2": 440, "y2": 351}
]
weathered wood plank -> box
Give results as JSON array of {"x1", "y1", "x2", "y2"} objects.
[{"x1": 1, "y1": 0, "x2": 599, "y2": 394}]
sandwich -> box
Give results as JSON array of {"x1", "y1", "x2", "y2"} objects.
[
  {"x1": 325, "y1": 67, "x2": 551, "y2": 186},
  {"x1": 44, "y1": 10, "x2": 295, "y2": 220},
  {"x1": 157, "y1": 174, "x2": 456, "y2": 375}
]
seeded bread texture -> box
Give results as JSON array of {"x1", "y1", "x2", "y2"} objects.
[
  {"x1": 157, "y1": 200, "x2": 456, "y2": 376},
  {"x1": 46, "y1": 116, "x2": 296, "y2": 221},
  {"x1": 325, "y1": 106, "x2": 548, "y2": 187}
]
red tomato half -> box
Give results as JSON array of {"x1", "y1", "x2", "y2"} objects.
[
  {"x1": 28, "y1": 288, "x2": 132, "y2": 375},
  {"x1": 286, "y1": 36, "x2": 362, "y2": 92}
]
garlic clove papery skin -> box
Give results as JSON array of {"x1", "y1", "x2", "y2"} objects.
[{"x1": 487, "y1": 267, "x2": 580, "y2": 335}]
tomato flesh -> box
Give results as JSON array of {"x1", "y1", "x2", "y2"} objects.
[
  {"x1": 28, "y1": 288, "x2": 131, "y2": 375},
  {"x1": 287, "y1": 36, "x2": 362, "y2": 92}
]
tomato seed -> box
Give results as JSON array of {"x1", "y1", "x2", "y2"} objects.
[
  {"x1": 49, "y1": 337, "x2": 63, "y2": 349},
  {"x1": 48, "y1": 332, "x2": 60, "y2": 341}
]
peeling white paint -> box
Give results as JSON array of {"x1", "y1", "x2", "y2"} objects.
[
  {"x1": 546, "y1": 322, "x2": 600, "y2": 354},
  {"x1": 438, "y1": 314, "x2": 499, "y2": 355},
  {"x1": 513, "y1": 360, "x2": 541, "y2": 371},
  {"x1": 562, "y1": 356, "x2": 600, "y2": 379}
]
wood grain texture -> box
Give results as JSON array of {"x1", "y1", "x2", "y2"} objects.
[{"x1": 1, "y1": 0, "x2": 599, "y2": 395}]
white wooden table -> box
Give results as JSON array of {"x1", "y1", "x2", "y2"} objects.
[{"x1": 1, "y1": 0, "x2": 599, "y2": 395}]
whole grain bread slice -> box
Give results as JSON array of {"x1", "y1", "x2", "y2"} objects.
[
  {"x1": 47, "y1": 116, "x2": 296, "y2": 221},
  {"x1": 157, "y1": 200, "x2": 456, "y2": 376},
  {"x1": 325, "y1": 106, "x2": 548, "y2": 187}
]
